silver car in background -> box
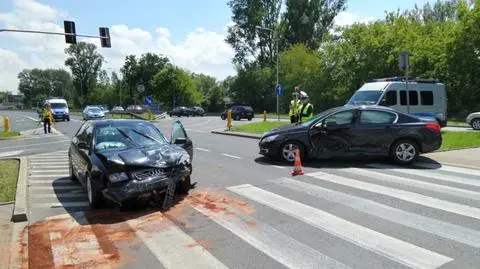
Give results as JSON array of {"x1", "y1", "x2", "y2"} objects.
[
  {"x1": 82, "y1": 106, "x2": 105, "y2": 120},
  {"x1": 466, "y1": 112, "x2": 480, "y2": 130}
]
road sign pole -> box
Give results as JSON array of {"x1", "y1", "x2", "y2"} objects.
[{"x1": 399, "y1": 52, "x2": 411, "y2": 114}]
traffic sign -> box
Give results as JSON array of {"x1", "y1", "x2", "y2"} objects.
[
  {"x1": 136, "y1": 83, "x2": 145, "y2": 93},
  {"x1": 144, "y1": 96, "x2": 153, "y2": 105},
  {"x1": 275, "y1": 84, "x2": 284, "y2": 96}
]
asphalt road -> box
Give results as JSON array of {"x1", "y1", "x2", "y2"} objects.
[{"x1": 2, "y1": 111, "x2": 480, "y2": 269}]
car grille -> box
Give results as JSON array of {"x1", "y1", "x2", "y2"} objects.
[{"x1": 131, "y1": 167, "x2": 173, "y2": 181}]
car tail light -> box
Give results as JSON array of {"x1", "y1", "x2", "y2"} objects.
[{"x1": 426, "y1": 123, "x2": 441, "y2": 131}]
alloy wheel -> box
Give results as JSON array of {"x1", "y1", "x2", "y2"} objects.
[
  {"x1": 472, "y1": 119, "x2": 480, "y2": 130},
  {"x1": 282, "y1": 143, "x2": 299, "y2": 162},
  {"x1": 395, "y1": 142, "x2": 416, "y2": 162}
]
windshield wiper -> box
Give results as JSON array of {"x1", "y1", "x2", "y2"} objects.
[
  {"x1": 130, "y1": 129, "x2": 163, "y2": 144},
  {"x1": 115, "y1": 128, "x2": 140, "y2": 146}
]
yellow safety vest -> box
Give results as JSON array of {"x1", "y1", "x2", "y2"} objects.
[
  {"x1": 42, "y1": 109, "x2": 54, "y2": 124},
  {"x1": 299, "y1": 103, "x2": 314, "y2": 122},
  {"x1": 289, "y1": 99, "x2": 302, "y2": 116}
]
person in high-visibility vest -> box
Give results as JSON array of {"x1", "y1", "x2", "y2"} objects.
[
  {"x1": 298, "y1": 92, "x2": 314, "y2": 123},
  {"x1": 42, "y1": 103, "x2": 54, "y2": 134},
  {"x1": 289, "y1": 96, "x2": 302, "y2": 124}
]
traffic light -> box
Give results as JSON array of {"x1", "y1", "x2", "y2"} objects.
[
  {"x1": 63, "y1": 20, "x2": 76, "y2": 44},
  {"x1": 99, "y1": 27, "x2": 111, "y2": 48}
]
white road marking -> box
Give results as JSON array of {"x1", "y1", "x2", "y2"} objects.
[
  {"x1": 228, "y1": 184, "x2": 453, "y2": 269},
  {"x1": 307, "y1": 171, "x2": 480, "y2": 220},
  {"x1": 272, "y1": 177, "x2": 480, "y2": 248},
  {"x1": 30, "y1": 185, "x2": 81, "y2": 190},
  {"x1": 29, "y1": 162, "x2": 69, "y2": 166},
  {"x1": 126, "y1": 214, "x2": 229, "y2": 269},
  {"x1": 0, "y1": 139, "x2": 70, "y2": 150},
  {"x1": 29, "y1": 165, "x2": 69, "y2": 169},
  {"x1": 195, "y1": 147, "x2": 211, "y2": 152},
  {"x1": 221, "y1": 153, "x2": 242, "y2": 159},
  {"x1": 272, "y1": 165, "x2": 285, "y2": 169},
  {"x1": 29, "y1": 174, "x2": 69, "y2": 178},
  {"x1": 31, "y1": 202, "x2": 89, "y2": 208},
  {"x1": 29, "y1": 179, "x2": 71, "y2": 184},
  {"x1": 29, "y1": 169, "x2": 69, "y2": 173},
  {"x1": 343, "y1": 167, "x2": 480, "y2": 200},
  {"x1": 367, "y1": 163, "x2": 480, "y2": 187},
  {"x1": 30, "y1": 193, "x2": 86, "y2": 198},
  {"x1": 193, "y1": 204, "x2": 350, "y2": 269},
  {"x1": 23, "y1": 115, "x2": 39, "y2": 121},
  {"x1": 415, "y1": 162, "x2": 480, "y2": 177},
  {"x1": 0, "y1": 150, "x2": 24, "y2": 157}
]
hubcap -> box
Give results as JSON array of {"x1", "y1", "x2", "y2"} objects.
[
  {"x1": 472, "y1": 120, "x2": 480, "y2": 130},
  {"x1": 395, "y1": 143, "x2": 416, "y2": 162},
  {"x1": 282, "y1": 144, "x2": 299, "y2": 162},
  {"x1": 87, "y1": 177, "x2": 93, "y2": 203}
]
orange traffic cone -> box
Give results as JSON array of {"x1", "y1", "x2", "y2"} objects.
[{"x1": 291, "y1": 149, "x2": 304, "y2": 176}]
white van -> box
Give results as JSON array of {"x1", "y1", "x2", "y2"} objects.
[
  {"x1": 346, "y1": 77, "x2": 448, "y2": 127},
  {"x1": 45, "y1": 97, "x2": 70, "y2": 122}
]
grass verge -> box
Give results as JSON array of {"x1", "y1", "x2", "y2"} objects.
[
  {"x1": 0, "y1": 131, "x2": 21, "y2": 139},
  {"x1": 440, "y1": 131, "x2": 480, "y2": 151},
  {"x1": 0, "y1": 159, "x2": 20, "y2": 203},
  {"x1": 231, "y1": 121, "x2": 289, "y2": 134}
]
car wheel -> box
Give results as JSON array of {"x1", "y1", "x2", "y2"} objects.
[
  {"x1": 471, "y1": 119, "x2": 480, "y2": 130},
  {"x1": 390, "y1": 139, "x2": 418, "y2": 165},
  {"x1": 66, "y1": 116, "x2": 70, "y2": 122},
  {"x1": 221, "y1": 114, "x2": 226, "y2": 120},
  {"x1": 86, "y1": 174, "x2": 104, "y2": 209},
  {"x1": 69, "y1": 161, "x2": 77, "y2": 181},
  {"x1": 248, "y1": 117, "x2": 252, "y2": 121},
  {"x1": 176, "y1": 175, "x2": 192, "y2": 194},
  {"x1": 234, "y1": 115, "x2": 241, "y2": 121},
  {"x1": 280, "y1": 141, "x2": 305, "y2": 162}
]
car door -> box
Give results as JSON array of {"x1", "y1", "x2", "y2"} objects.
[
  {"x1": 70, "y1": 122, "x2": 89, "y2": 180},
  {"x1": 76, "y1": 124, "x2": 94, "y2": 185},
  {"x1": 309, "y1": 110, "x2": 357, "y2": 159},
  {"x1": 350, "y1": 109, "x2": 399, "y2": 154},
  {"x1": 170, "y1": 120, "x2": 194, "y2": 161}
]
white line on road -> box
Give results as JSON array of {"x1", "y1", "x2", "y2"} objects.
[
  {"x1": 30, "y1": 185, "x2": 81, "y2": 190},
  {"x1": 0, "y1": 139, "x2": 70, "y2": 150},
  {"x1": 221, "y1": 153, "x2": 242, "y2": 159},
  {"x1": 29, "y1": 169, "x2": 69, "y2": 173},
  {"x1": 0, "y1": 150, "x2": 24, "y2": 157},
  {"x1": 272, "y1": 165, "x2": 285, "y2": 169},
  {"x1": 29, "y1": 174, "x2": 69, "y2": 178},
  {"x1": 29, "y1": 165, "x2": 69, "y2": 169},
  {"x1": 307, "y1": 171, "x2": 480, "y2": 220},
  {"x1": 31, "y1": 202, "x2": 89, "y2": 208},
  {"x1": 29, "y1": 179, "x2": 71, "y2": 184},
  {"x1": 195, "y1": 147, "x2": 210, "y2": 152},
  {"x1": 30, "y1": 193, "x2": 86, "y2": 198},
  {"x1": 415, "y1": 162, "x2": 480, "y2": 177},
  {"x1": 229, "y1": 184, "x2": 453, "y2": 269},
  {"x1": 22, "y1": 115, "x2": 39, "y2": 121}
]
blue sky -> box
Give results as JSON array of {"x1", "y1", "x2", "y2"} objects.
[{"x1": 0, "y1": 0, "x2": 429, "y2": 92}]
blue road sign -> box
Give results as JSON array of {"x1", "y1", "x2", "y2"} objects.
[
  {"x1": 275, "y1": 84, "x2": 284, "y2": 96},
  {"x1": 144, "y1": 96, "x2": 153, "y2": 105}
]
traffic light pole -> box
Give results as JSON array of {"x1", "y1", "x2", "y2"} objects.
[{"x1": 0, "y1": 28, "x2": 102, "y2": 39}]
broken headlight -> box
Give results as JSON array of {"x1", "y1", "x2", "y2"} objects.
[{"x1": 108, "y1": 172, "x2": 129, "y2": 183}]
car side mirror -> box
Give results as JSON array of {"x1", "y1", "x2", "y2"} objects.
[
  {"x1": 78, "y1": 142, "x2": 89, "y2": 150},
  {"x1": 173, "y1": 137, "x2": 187, "y2": 145}
]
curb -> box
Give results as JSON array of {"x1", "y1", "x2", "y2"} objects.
[
  {"x1": 211, "y1": 129, "x2": 262, "y2": 140},
  {"x1": 11, "y1": 157, "x2": 27, "y2": 223}
]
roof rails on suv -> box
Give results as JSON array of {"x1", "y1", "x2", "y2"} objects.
[{"x1": 371, "y1": 77, "x2": 440, "y2": 84}]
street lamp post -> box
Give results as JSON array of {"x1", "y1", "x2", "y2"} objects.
[{"x1": 255, "y1": 25, "x2": 279, "y2": 121}]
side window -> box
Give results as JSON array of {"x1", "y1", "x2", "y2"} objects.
[
  {"x1": 75, "y1": 123, "x2": 89, "y2": 142},
  {"x1": 85, "y1": 125, "x2": 93, "y2": 145},
  {"x1": 385, "y1": 91, "x2": 397, "y2": 106},
  {"x1": 420, "y1": 91, "x2": 434, "y2": 105},
  {"x1": 360, "y1": 110, "x2": 397, "y2": 124},
  {"x1": 324, "y1": 110, "x2": 355, "y2": 125},
  {"x1": 400, "y1": 91, "x2": 419, "y2": 106}
]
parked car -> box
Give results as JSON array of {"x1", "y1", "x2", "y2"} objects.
[
  {"x1": 169, "y1": 106, "x2": 193, "y2": 117},
  {"x1": 258, "y1": 105, "x2": 442, "y2": 165},
  {"x1": 68, "y1": 119, "x2": 193, "y2": 209},
  {"x1": 190, "y1": 106, "x2": 205, "y2": 116},
  {"x1": 466, "y1": 112, "x2": 480, "y2": 130},
  {"x1": 220, "y1": 105, "x2": 254, "y2": 121},
  {"x1": 83, "y1": 106, "x2": 105, "y2": 121},
  {"x1": 126, "y1": 105, "x2": 143, "y2": 114},
  {"x1": 111, "y1": 106, "x2": 125, "y2": 113}
]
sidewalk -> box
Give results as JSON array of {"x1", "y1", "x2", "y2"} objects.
[
  {"x1": 0, "y1": 203, "x2": 14, "y2": 268},
  {"x1": 422, "y1": 147, "x2": 480, "y2": 170}
]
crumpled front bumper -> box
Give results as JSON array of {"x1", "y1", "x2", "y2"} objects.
[{"x1": 103, "y1": 166, "x2": 191, "y2": 203}]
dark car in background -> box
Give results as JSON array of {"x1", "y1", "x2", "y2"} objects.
[
  {"x1": 259, "y1": 105, "x2": 442, "y2": 165},
  {"x1": 68, "y1": 119, "x2": 194, "y2": 209},
  {"x1": 169, "y1": 106, "x2": 193, "y2": 117},
  {"x1": 190, "y1": 106, "x2": 205, "y2": 116},
  {"x1": 221, "y1": 105, "x2": 254, "y2": 121}
]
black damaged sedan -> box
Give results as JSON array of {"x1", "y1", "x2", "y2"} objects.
[
  {"x1": 259, "y1": 105, "x2": 442, "y2": 165},
  {"x1": 68, "y1": 119, "x2": 193, "y2": 209}
]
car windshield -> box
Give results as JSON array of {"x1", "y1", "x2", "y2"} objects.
[
  {"x1": 94, "y1": 122, "x2": 168, "y2": 152},
  {"x1": 88, "y1": 108, "x2": 102, "y2": 113},
  {"x1": 50, "y1": 103, "x2": 67, "y2": 109},
  {"x1": 298, "y1": 107, "x2": 344, "y2": 127},
  {"x1": 346, "y1": 91, "x2": 382, "y2": 105}
]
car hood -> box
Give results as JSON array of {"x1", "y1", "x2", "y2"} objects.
[
  {"x1": 96, "y1": 144, "x2": 189, "y2": 171},
  {"x1": 263, "y1": 123, "x2": 308, "y2": 137}
]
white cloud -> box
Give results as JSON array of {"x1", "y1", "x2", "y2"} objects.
[
  {"x1": 0, "y1": 0, "x2": 235, "y2": 93},
  {"x1": 334, "y1": 11, "x2": 377, "y2": 27}
]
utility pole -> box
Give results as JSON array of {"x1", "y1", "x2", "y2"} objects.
[{"x1": 399, "y1": 52, "x2": 411, "y2": 114}]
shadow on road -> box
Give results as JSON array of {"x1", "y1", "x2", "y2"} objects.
[{"x1": 254, "y1": 155, "x2": 443, "y2": 170}]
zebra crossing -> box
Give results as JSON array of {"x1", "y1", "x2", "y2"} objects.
[
  {"x1": 23, "y1": 158, "x2": 480, "y2": 269},
  {"x1": 27, "y1": 150, "x2": 89, "y2": 221}
]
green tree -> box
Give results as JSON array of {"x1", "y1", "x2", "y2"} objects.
[{"x1": 64, "y1": 42, "x2": 104, "y2": 107}]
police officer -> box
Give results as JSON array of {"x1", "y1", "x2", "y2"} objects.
[
  {"x1": 289, "y1": 87, "x2": 302, "y2": 123},
  {"x1": 298, "y1": 92, "x2": 314, "y2": 123},
  {"x1": 42, "y1": 103, "x2": 54, "y2": 134}
]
